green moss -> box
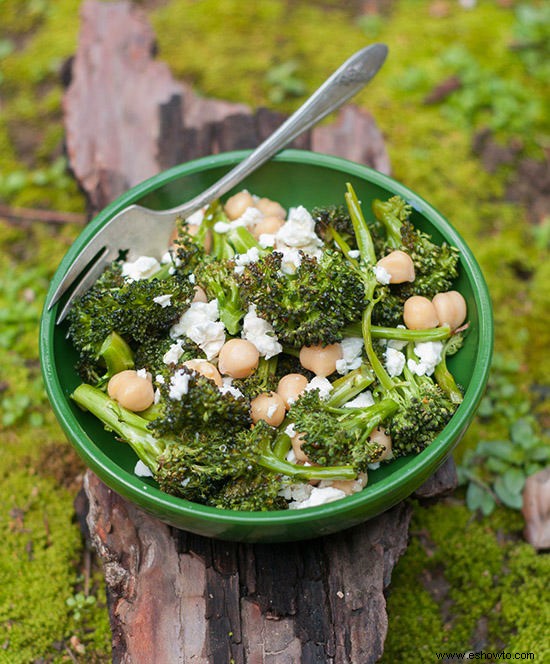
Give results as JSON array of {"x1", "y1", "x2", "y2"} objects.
[{"x1": 383, "y1": 501, "x2": 550, "y2": 659}]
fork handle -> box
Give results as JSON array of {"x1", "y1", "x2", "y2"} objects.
[{"x1": 163, "y1": 43, "x2": 388, "y2": 219}]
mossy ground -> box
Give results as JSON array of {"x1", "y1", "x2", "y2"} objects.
[{"x1": 0, "y1": 0, "x2": 548, "y2": 660}]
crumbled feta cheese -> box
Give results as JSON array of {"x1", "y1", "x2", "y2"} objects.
[
  {"x1": 188, "y1": 273, "x2": 196, "y2": 284},
  {"x1": 305, "y1": 376, "x2": 333, "y2": 400},
  {"x1": 288, "y1": 486, "x2": 346, "y2": 509},
  {"x1": 407, "y1": 341, "x2": 444, "y2": 376},
  {"x1": 154, "y1": 387, "x2": 161, "y2": 404},
  {"x1": 278, "y1": 482, "x2": 313, "y2": 503},
  {"x1": 343, "y1": 391, "x2": 375, "y2": 408},
  {"x1": 235, "y1": 206, "x2": 263, "y2": 228},
  {"x1": 121, "y1": 255, "x2": 160, "y2": 281},
  {"x1": 275, "y1": 206, "x2": 323, "y2": 256},
  {"x1": 161, "y1": 250, "x2": 182, "y2": 268},
  {"x1": 347, "y1": 249, "x2": 361, "y2": 259},
  {"x1": 286, "y1": 449, "x2": 297, "y2": 464},
  {"x1": 134, "y1": 460, "x2": 153, "y2": 477},
  {"x1": 278, "y1": 247, "x2": 303, "y2": 275},
  {"x1": 258, "y1": 233, "x2": 276, "y2": 248},
  {"x1": 155, "y1": 374, "x2": 165, "y2": 385},
  {"x1": 335, "y1": 337, "x2": 364, "y2": 375},
  {"x1": 170, "y1": 300, "x2": 225, "y2": 359},
  {"x1": 186, "y1": 207, "x2": 205, "y2": 227},
  {"x1": 368, "y1": 462, "x2": 380, "y2": 470},
  {"x1": 219, "y1": 377, "x2": 245, "y2": 399},
  {"x1": 241, "y1": 305, "x2": 283, "y2": 359},
  {"x1": 153, "y1": 294, "x2": 172, "y2": 308},
  {"x1": 136, "y1": 368, "x2": 148, "y2": 379},
  {"x1": 384, "y1": 347, "x2": 406, "y2": 377},
  {"x1": 284, "y1": 423, "x2": 297, "y2": 438},
  {"x1": 163, "y1": 340, "x2": 185, "y2": 365},
  {"x1": 374, "y1": 264, "x2": 391, "y2": 285},
  {"x1": 233, "y1": 246, "x2": 261, "y2": 275},
  {"x1": 168, "y1": 369, "x2": 190, "y2": 400}
]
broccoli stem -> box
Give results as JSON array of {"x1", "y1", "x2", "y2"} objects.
[
  {"x1": 345, "y1": 183, "x2": 377, "y2": 264},
  {"x1": 331, "y1": 398, "x2": 400, "y2": 444},
  {"x1": 226, "y1": 226, "x2": 262, "y2": 255},
  {"x1": 344, "y1": 322, "x2": 451, "y2": 342},
  {"x1": 434, "y1": 353, "x2": 464, "y2": 405},
  {"x1": 71, "y1": 384, "x2": 167, "y2": 471},
  {"x1": 327, "y1": 364, "x2": 374, "y2": 407},
  {"x1": 257, "y1": 445, "x2": 357, "y2": 481},
  {"x1": 99, "y1": 332, "x2": 134, "y2": 377},
  {"x1": 372, "y1": 197, "x2": 405, "y2": 248}
]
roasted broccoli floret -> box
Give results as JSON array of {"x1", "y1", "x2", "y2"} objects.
[
  {"x1": 312, "y1": 204, "x2": 357, "y2": 248},
  {"x1": 239, "y1": 249, "x2": 365, "y2": 347},
  {"x1": 232, "y1": 357, "x2": 279, "y2": 399},
  {"x1": 195, "y1": 258, "x2": 246, "y2": 335},
  {"x1": 371, "y1": 195, "x2": 460, "y2": 326},
  {"x1": 75, "y1": 331, "x2": 135, "y2": 388},
  {"x1": 149, "y1": 368, "x2": 252, "y2": 439},
  {"x1": 133, "y1": 334, "x2": 204, "y2": 378},
  {"x1": 66, "y1": 258, "x2": 194, "y2": 382}
]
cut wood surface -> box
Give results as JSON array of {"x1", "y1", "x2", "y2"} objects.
[{"x1": 66, "y1": 2, "x2": 456, "y2": 662}]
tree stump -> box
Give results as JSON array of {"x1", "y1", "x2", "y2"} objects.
[{"x1": 66, "y1": 2, "x2": 457, "y2": 662}]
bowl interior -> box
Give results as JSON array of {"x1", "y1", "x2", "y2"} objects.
[{"x1": 41, "y1": 150, "x2": 493, "y2": 542}]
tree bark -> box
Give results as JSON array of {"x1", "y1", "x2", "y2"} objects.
[{"x1": 66, "y1": 2, "x2": 456, "y2": 661}]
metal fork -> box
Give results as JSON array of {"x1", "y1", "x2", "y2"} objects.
[{"x1": 48, "y1": 43, "x2": 388, "y2": 323}]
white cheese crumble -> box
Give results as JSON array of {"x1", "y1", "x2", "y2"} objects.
[
  {"x1": 163, "y1": 340, "x2": 185, "y2": 365},
  {"x1": 136, "y1": 368, "x2": 148, "y2": 379},
  {"x1": 121, "y1": 255, "x2": 160, "y2": 281},
  {"x1": 170, "y1": 300, "x2": 225, "y2": 360},
  {"x1": 275, "y1": 205, "x2": 323, "y2": 256},
  {"x1": 347, "y1": 249, "x2": 361, "y2": 259},
  {"x1": 343, "y1": 391, "x2": 375, "y2": 408},
  {"x1": 134, "y1": 460, "x2": 153, "y2": 478},
  {"x1": 233, "y1": 246, "x2": 261, "y2": 275},
  {"x1": 186, "y1": 207, "x2": 205, "y2": 227},
  {"x1": 219, "y1": 377, "x2": 245, "y2": 399},
  {"x1": 288, "y1": 486, "x2": 347, "y2": 510},
  {"x1": 278, "y1": 247, "x2": 303, "y2": 275},
  {"x1": 384, "y1": 347, "x2": 406, "y2": 377},
  {"x1": 407, "y1": 341, "x2": 444, "y2": 376},
  {"x1": 161, "y1": 250, "x2": 182, "y2": 268},
  {"x1": 304, "y1": 376, "x2": 333, "y2": 400},
  {"x1": 374, "y1": 264, "x2": 391, "y2": 285},
  {"x1": 335, "y1": 337, "x2": 364, "y2": 375},
  {"x1": 155, "y1": 374, "x2": 165, "y2": 384},
  {"x1": 168, "y1": 369, "x2": 190, "y2": 400},
  {"x1": 153, "y1": 294, "x2": 172, "y2": 308},
  {"x1": 278, "y1": 482, "x2": 313, "y2": 503},
  {"x1": 266, "y1": 404, "x2": 278, "y2": 418},
  {"x1": 241, "y1": 305, "x2": 283, "y2": 359},
  {"x1": 284, "y1": 423, "x2": 297, "y2": 438},
  {"x1": 258, "y1": 233, "x2": 277, "y2": 248}
]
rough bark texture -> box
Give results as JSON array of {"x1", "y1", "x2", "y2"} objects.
[{"x1": 66, "y1": 2, "x2": 457, "y2": 661}]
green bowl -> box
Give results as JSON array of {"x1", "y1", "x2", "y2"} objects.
[{"x1": 40, "y1": 149, "x2": 493, "y2": 542}]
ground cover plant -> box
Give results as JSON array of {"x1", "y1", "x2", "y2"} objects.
[{"x1": 0, "y1": 0, "x2": 548, "y2": 660}]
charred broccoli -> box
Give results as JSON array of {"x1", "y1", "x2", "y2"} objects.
[{"x1": 239, "y1": 248, "x2": 365, "y2": 347}]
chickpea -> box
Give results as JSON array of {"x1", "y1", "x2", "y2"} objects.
[
  {"x1": 107, "y1": 370, "x2": 154, "y2": 412},
  {"x1": 299, "y1": 343, "x2": 342, "y2": 377},
  {"x1": 224, "y1": 190, "x2": 255, "y2": 220},
  {"x1": 432, "y1": 291, "x2": 467, "y2": 331},
  {"x1": 291, "y1": 431, "x2": 310, "y2": 463},
  {"x1": 250, "y1": 392, "x2": 286, "y2": 427},
  {"x1": 403, "y1": 295, "x2": 439, "y2": 330},
  {"x1": 277, "y1": 373, "x2": 309, "y2": 409},
  {"x1": 328, "y1": 472, "x2": 368, "y2": 495},
  {"x1": 252, "y1": 216, "x2": 285, "y2": 239},
  {"x1": 255, "y1": 197, "x2": 286, "y2": 220},
  {"x1": 369, "y1": 426, "x2": 393, "y2": 461},
  {"x1": 376, "y1": 250, "x2": 415, "y2": 284},
  {"x1": 182, "y1": 359, "x2": 222, "y2": 387},
  {"x1": 217, "y1": 339, "x2": 260, "y2": 379},
  {"x1": 192, "y1": 285, "x2": 208, "y2": 303}
]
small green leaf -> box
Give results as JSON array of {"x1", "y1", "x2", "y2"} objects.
[
  {"x1": 485, "y1": 457, "x2": 510, "y2": 474},
  {"x1": 466, "y1": 482, "x2": 486, "y2": 511},
  {"x1": 510, "y1": 418, "x2": 536, "y2": 447},
  {"x1": 477, "y1": 440, "x2": 515, "y2": 460},
  {"x1": 494, "y1": 477, "x2": 523, "y2": 510},
  {"x1": 526, "y1": 446, "x2": 550, "y2": 463},
  {"x1": 479, "y1": 491, "x2": 496, "y2": 516},
  {"x1": 502, "y1": 468, "x2": 526, "y2": 495}
]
